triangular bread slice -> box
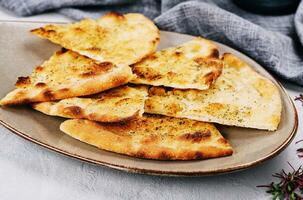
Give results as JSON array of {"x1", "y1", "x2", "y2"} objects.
[
  {"x1": 145, "y1": 53, "x2": 282, "y2": 131},
  {"x1": 131, "y1": 38, "x2": 223, "y2": 90},
  {"x1": 60, "y1": 114, "x2": 233, "y2": 160},
  {"x1": 31, "y1": 12, "x2": 160, "y2": 65},
  {"x1": 32, "y1": 85, "x2": 147, "y2": 122},
  {"x1": 0, "y1": 49, "x2": 133, "y2": 106}
]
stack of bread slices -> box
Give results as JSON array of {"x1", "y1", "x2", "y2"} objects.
[{"x1": 0, "y1": 12, "x2": 282, "y2": 160}]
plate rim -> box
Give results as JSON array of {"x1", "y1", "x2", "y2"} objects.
[{"x1": 0, "y1": 21, "x2": 299, "y2": 176}]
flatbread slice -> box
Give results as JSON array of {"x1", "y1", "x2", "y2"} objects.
[
  {"x1": 32, "y1": 86, "x2": 147, "y2": 122},
  {"x1": 31, "y1": 12, "x2": 160, "y2": 65},
  {"x1": 131, "y1": 38, "x2": 223, "y2": 90},
  {"x1": 0, "y1": 49, "x2": 133, "y2": 106},
  {"x1": 145, "y1": 53, "x2": 282, "y2": 131},
  {"x1": 60, "y1": 114, "x2": 233, "y2": 160}
]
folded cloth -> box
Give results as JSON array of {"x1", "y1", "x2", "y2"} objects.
[{"x1": 1, "y1": 0, "x2": 303, "y2": 86}]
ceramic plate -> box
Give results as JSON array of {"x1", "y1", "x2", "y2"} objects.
[{"x1": 0, "y1": 21, "x2": 298, "y2": 176}]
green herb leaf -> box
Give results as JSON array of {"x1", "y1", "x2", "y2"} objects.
[{"x1": 258, "y1": 163, "x2": 303, "y2": 199}]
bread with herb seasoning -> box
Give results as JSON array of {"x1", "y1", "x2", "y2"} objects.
[
  {"x1": 131, "y1": 38, "x2": 223, "y2": 90},
  {"x1": 60, "y1": 114, "x2": 233, "y2": 160},
  {"x1": 31, "y1": 12, "x2": 160, "y2": 65},
  {"x1": 32, "y1": 85, "x2": 147, "y2": 122},
  {"x1": 145, "y1": 53, "x2": 282, "y2": 131},
  {"x1": 0, "y1": 49, "x2": 133, "y2": 106}
]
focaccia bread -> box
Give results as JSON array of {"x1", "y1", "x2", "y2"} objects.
[
  {"x1": 145, "y1": 53, "x2": 282, "y2": 131},
  {"x1": 60, "y1": 114, "x2": 233, "y2": 160},
  {"x1": 32, "y1": 86, "x2": 147, "y2": 122},
  {"x1": 0, "y1": 49, "x2": 133, "y2": 106},
  {"x1": 31, "y1": 12, "x2": 160, "y2": 65},
  {"x1": 131, "y1": 38, "x2": 223, "y2": 90}
]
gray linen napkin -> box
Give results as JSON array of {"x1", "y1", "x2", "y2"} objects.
[{"x1": 1, "y1": 0, "x2": 303, "y2": 86}]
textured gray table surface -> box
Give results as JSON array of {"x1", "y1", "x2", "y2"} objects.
[{"x1": 0, "y1": 8, "x2": 302, "y2": 200}]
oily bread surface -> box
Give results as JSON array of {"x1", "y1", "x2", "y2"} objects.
[
  {"x1": 60, "y1": 114, "x2": 233, "y2": 160},
  {"x1": 32, "y1": 86, "x2": 147, "y2": 122},
  {"x1": 0, "y1": 49, "x2": 133, "y2": 105},
  {"x1": 31, "y1": 12, "x2": 160, "y2": 65},
  {"x1": 131, "y1": 38, "x2": 223, "y2": 90},
  {"x1": 145, "y1": 53, "x2": 282, "y2": 131}
]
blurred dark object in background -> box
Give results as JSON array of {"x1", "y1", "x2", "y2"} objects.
[{"x1": 233, "y1": 0, "x2": 301, "y2": 15}]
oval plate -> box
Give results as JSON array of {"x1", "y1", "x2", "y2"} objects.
[{"x1": 0, "y1": 21, "x2": 298, "y2": 176}]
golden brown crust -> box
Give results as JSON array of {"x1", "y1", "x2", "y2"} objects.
[
  {"x1": 32, "y1": 86, "x2": 147, "y2": 122},
  {"x1": 145, "y1": 54, "x2": 282, "y2": 131},
  {"x1": 79, "y1": 62, "x2": 113, "y2": 77},
  {"x1": 15, "y1": 76, "x2": 31, "y2": 87},
  {"x1": 178, "y1": 131, "x2": 211, "y2": 143},
  {"x1": 63, "y1": 106, "x2": 84, "y2": 118},
  {"x1": 0, "y1": 50, "x2": 133, "y2": 106},
  {"x1": 31, "y1": 13, "x2": 160, "y2": 65},
  {"x1": 130, "y1": 38, "x2": 223, "y2": 90},
  {"x1": 60, "y1": 114, "x2": 233, "y2": 160}
]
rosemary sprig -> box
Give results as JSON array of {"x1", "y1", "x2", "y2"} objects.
[
  {"x1": 294, "y1": 94, "x2": 303, "y2": 106},
  {"x1": 258, "y1": 163, "x2": 303, "y2": 200}
]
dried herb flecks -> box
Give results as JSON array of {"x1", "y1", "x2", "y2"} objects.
[{"x1": 258, "y1": 163, "x2": 303, "y2": 200}]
